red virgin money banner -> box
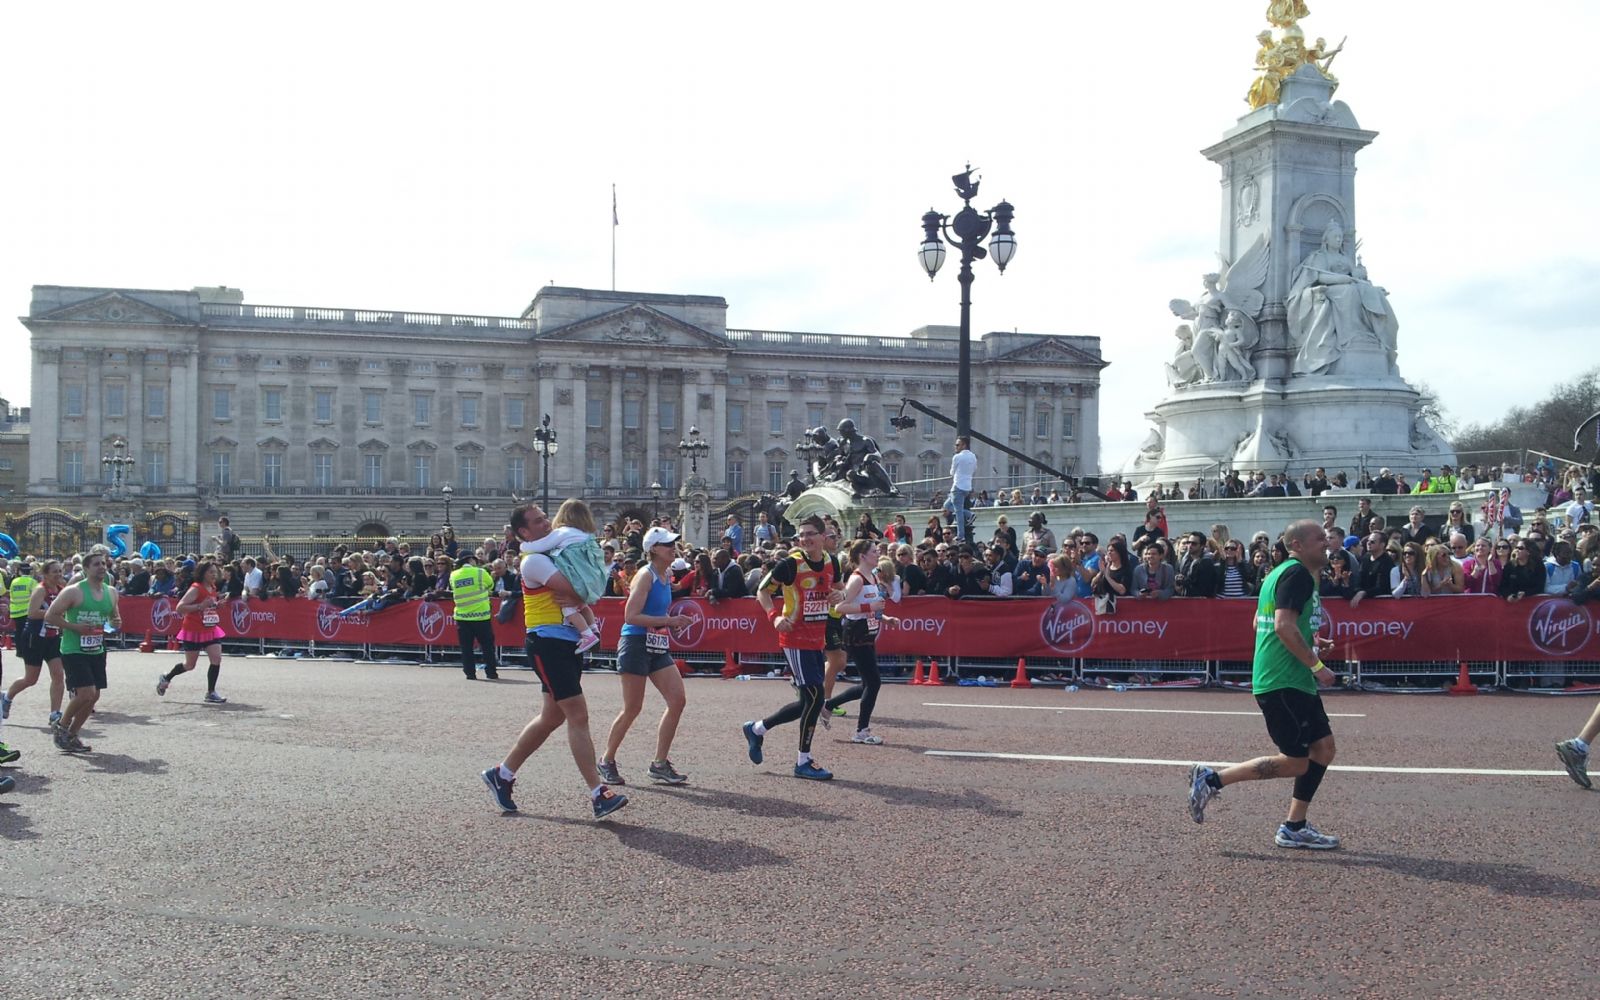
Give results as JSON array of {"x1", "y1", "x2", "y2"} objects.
[{"x1": 113, "y1": 594, "x2": 1598, "y2": 663}]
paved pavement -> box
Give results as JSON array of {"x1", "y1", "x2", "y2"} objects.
[{"x1": 1, "y1": 651, "x2": 1595, "y2": 998}]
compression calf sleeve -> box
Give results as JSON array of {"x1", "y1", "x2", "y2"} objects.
[
  {"x1": 1293, "y1": 759, "x2": 1328, "y2": 803},
  {"x1": 207, "y1": 662, "x2": 221, "y2": 692}
]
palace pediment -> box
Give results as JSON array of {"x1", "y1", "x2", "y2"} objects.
[
  {"x1": 36, "y1": 291, "x2": 194, "y2": 328},
  {"x1": 991, "y1": 337, "x2": 1107, "y2": 367},
  {"x1": 536, "y1": 304, "x2": 730, "y2": 352}
]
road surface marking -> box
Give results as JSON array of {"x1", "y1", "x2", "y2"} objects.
[
  {"x1": 924, "y1": 750, "x2": 1563, "y2": 777},
  {"x1": 923, "y1": 701, "x2": 1366, "y2": 719}
]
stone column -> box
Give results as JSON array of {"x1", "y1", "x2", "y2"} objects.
[
  {"x1": 645, "y1": 370, "x2": 660, "y2": 486},
  {"x1": 1080, "y1": 384, "x2": 1101, "y2": 479},
  {"x1": 127, "y1": 349, "x2": 146, "y2": 484},
  {"x1": 388, "y1": 359, "x2": 411, "y2": 487},
  {"x1": 437, "y1": 361, "x2": 457, "y2": 488},
  {"x1": 1022, "y1": 383, "x2": 1036, "y2": 472},
  {"x1": 170, "y1": 349, "x2": 196, "y2": 489},
  {"x1": 982, "y1": 376, "x2": 1000, "y2": 490},
  {"x1": 237, "y1": 353, "x2": 261, "y2": 485},
  {"x1": 87, "y1": 349, "x2": 104, "y2": 483},
  {"x1": 566, "y1": 364, "x2": 587, "y2": 491},
  {"x1": 287, "y1": 354, "x2": 310, "y2": 484},
  {"x1": 608, "y1": 366, "x2": 623, "y2": 488},
  {"x1": 710, "y1": 373, "x2": 727, "y2": 491},
  {"x1": 31, "y1": 347, "x2": 61, "y2": 487},
  {"x1": 338, "y1": 356, "x2": 361, "y2": 483},
  {"x1": 534, "y1": 362, "x2": 557, "y2": 494}
]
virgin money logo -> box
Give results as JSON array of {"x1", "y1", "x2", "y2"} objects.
[
  {"x1": 150, "y1": 598, "x2": 177, "y2": 632},
  {"x1": 668, "y1": 600, "x2": 705, "y2": 648},
  {"x1": 1528, "y1": 599, "x2": 1594, "y2": 658},
  {"x1": 315, "y1": 602, "x2": 344, "y2": 640},
  {"x1": 231, "y1": 599, "x2": 252, "y2": 635},
  {"x1": 416, "y1": 601, "x2": 447, "y2": 643},
  {"x1": 1040, "y1": 599, "x2": 1096, "y2": 655}
]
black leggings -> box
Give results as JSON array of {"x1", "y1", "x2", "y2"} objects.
[
  {"x1": 761, "y1": 684, "x2": 826, "y2": 753},
  {"x1": 826, "y1": 644, "x2": 881, "y2": 730}
]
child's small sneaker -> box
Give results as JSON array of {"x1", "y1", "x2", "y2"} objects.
[{"x1": 575, "y1": 630, "x2": 600, "y2": 655}]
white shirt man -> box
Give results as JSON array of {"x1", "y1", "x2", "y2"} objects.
[
  {"x1": 949, "y1": 443, "x2": 976, "y2": 492},
  {"x1": 1565, "y1": 489, "x2": 1593, "y2": 527}
]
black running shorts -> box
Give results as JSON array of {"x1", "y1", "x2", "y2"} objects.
[
  {"x1": 824, "y1": 617, "x2": 845, "y2": 652},
  {"x1": 527, "y1": 632, "x2": 584, "y2": 702},
  {"x1": 1255, "y1": 687, "x2": 1332, "y2": 758},
  {"x1": 62, "y1": 653, "x2": 109, "y2": 691}
]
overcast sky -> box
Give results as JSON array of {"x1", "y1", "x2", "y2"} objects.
[{"x1": 4, "y1": 1, "x2": 1596, "y2": 472}]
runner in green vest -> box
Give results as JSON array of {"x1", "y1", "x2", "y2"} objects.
[
  {"x1": 448, "y1": 554, "x2": 499, "y2": 680},
  {"x1": 1187, "y1": 519, "x2": 1342, "y2": 850},
  {"x1": 46, "y1": 547, "x2": 121, "y2": 754}
]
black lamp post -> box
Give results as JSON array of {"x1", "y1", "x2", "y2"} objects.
[
  {"x1": 532, "y1": 413, "x2": 558, "y2": 513},
  {"x1": 101, "y1": 437, "x2": 136, "y2": 502},
  {"x1": 794, "y1": 435, "x2": 824, "y2": 485},
  {"x1": 678, "y1": 425, "x2": 709, "y2": 477},
  {"x1": 650, "y1": 481, "x2": 663, "y2": 523},
  {"x1": 440, "y1": 483, "x2": 454, "y2": 527},
  {"x1": 919, "y1": 166, "x2": 1016, "y2": 441}
]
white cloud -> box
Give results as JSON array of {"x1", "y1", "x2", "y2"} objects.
[{"x1": 4, "y1": 1, "x2": 1596, "y2": 474}]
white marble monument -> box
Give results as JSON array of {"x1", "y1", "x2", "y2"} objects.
[{"x1": 1126, "y1": 8, "x2": 1455, "y2": 487}]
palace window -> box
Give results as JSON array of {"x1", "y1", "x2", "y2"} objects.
[
  {"x1": 146, "y1": 385, "x2": 166, "y2": 419},
  {"x1": 313, "y1": 453, "x2": 334, "y2": 490},
  {"x1": 315, "y1": 391, "x2": 334, "y2": 423}
]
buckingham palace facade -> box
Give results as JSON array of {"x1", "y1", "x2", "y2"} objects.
[{"x1": 22, "y1": 283, "x2": 1105, "y2": 540}]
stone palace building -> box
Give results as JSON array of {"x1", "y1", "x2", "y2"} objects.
[{"x1": 22, "y1": 283, "x2": 1104, "y2": 543}]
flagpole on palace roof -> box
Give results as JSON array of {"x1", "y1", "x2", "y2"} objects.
[{"x1": 611, "y1": 183, "x2": 618, "y2": 291}]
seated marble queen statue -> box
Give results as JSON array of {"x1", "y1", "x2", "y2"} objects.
[{"x1": 1286, "y1": 221, "x2": 1398, "y2": 376}]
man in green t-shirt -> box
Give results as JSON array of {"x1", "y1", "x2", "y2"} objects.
[{"x1": 1187, "y1": 519, "x2": 1341, "y2": 849}]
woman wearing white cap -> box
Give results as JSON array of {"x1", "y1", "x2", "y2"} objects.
[{"x1": 596, "y1": 526, "x2": 693, "y2": 787}]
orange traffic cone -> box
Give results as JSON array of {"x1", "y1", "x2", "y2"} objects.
[
  {"x1": 1448, "y1": 661, "x2": 1477, "y2": 696},
  {"x1": 721, "y1": 650, "x2": 741, "y2": 679},
  {"x1": 1009, "y1": 657, "x2": 1032, "y2": 689},
  {"x1": 139, "y1": 633, "x2": 155, "y2": 654},
  {"x1": 925, "y1": 658, "x2": 945, "y2": 686},
  {"x1": 675, "y1": 657, "x2": 692, "y2": 677},
  {"x1": 909, "y1": 658, "x2": 925, "y2": 685}
]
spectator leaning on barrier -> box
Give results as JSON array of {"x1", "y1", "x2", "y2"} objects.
[
  {"x1": 1498, "y1": 539, "x2": 1546, "y2": 603},
  {"x1": 1462, "y1": 537, "x2": 1504, "y2": 595},
  {"x1": 1400, "y1": 506, "x2": 1435, "y2": 546},
  {"x1": 982, "y1": 545, "x2": 1015, "y2": 596},
  {"x1": 1013, "y1": 547, "x2": 1047, "y2": 596},
  {"x1": 1176, "y1": 532, "x2": 1219, "y2": 598},
  {"x1": 1423, "y1": 544, "x2": 1464, "y2": 595},
  {"x1": 1133, "y1": 541, "x2": 1175, "y2": 599},
  {"x1": 1544, "y1": 542, "x2": 1582, "y2": 597}
]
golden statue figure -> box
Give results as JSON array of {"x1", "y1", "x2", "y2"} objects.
[
  {"x1": 1266, "y1": 0, "x2": 1310, "y2": 29},
  {"x1": 1306, "y1": 35, "x2": 1346, "y2": 90},
  {"x1": 1245, "y1": 31, "x2": 1288, "y2": 109}
]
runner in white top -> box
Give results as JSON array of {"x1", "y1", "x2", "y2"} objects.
[{"x1": 823, "y1": 539, "x2": 897, "y2": 745}]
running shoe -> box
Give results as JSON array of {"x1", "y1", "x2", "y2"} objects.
[
  {"x1": 1274, "y1": 823, "x2": 1340, "y2": 850},
  {"x1": 204, "y1": 691, "x2": 228, "y2": 704},
  {"x1": 742, "y1": 721, "x2": 764, "y2": 765},
  {"x1": 53, "y1": 729, "x2": 70, "y2": 752},
  {"x1": 850, "y1": 729, "x2": 884, "y2": 745},
  {"x1": 48, "y1": 710, "x2": 62, "y2": 727},
  {"x1": 481, "y1": 767, "x2": 518, "y2": 813},
  {"x1": 1188, "y1": 764, "x2": 1220, "y2": 824},
  {"x1": 0, "y1": 692, "x2": 11, "y2": 719},
  {"x1": 648, "y1": 759, "x2": 688, "y2": 785},
  {"x1": 831, "y1": 706, "x2": 848, "y2": 717},
  {"x1": 794, "y1": 760, "x2": 833, "y2": 781},
  {"x1": 156, "y1": 674, "x2": 170, "y2": 696},
  {"x1": 0, "y1": 742, "x2": 19, "y2": 764},
  {"x1": 0, "y1": 774, "x2": 13, "y2": 794},
  {"x1": 1555, "y1": 739, "x2": 1592, "y2": 790},
  {"x1": 575, "y1": 630, "x2": 600, "y2": 655},
  {"x1": 819, "y1": 710, "x2": 830, "y2": 731},
  {"x1": 592, "y1": 785, "x2": 629, "y2": 821},
  {"x1": 596, "y1": 758, "x2": 626, "y2": 786},
  {"x1": 66, "y1": 735, "x2": 92, "y2": 754}
]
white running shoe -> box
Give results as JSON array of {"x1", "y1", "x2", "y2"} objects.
[{"x1": 851, "y1": 729, "x2": 884, "y2": 745}]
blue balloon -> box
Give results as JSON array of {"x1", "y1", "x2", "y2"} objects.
[
  {"x1": 140, "y1": 541, "x2": 162, "y2": 561},
  {"x1": 0, "y1": 533, "x2": 16, "y2": 559},
  {"x1": 106, "y1": 524, "x2": 131, "y2": 559}
]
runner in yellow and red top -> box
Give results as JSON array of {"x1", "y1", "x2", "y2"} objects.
[{"x1": 743, "y1": 514, "x2": 842, "y2": 781}]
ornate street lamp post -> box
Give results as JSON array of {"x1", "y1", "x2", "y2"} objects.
[
  {"x1": 919, "y1": 165, "x2": 1016, "y2": 440},
  {"x1": 794, "y1": 436, "x2": 824, "y2": 485},
  {"x1": 650, "y1": 481, "x2": 663, "y2": 524},
  {"x1": 532, "y1": 413, "x2": 559, "y2": 513},
  {"x1": 101, "y1": 437, "x2": 136, "y2": 503},
  {"x1": 440, "y1": 483, "x2": 454, "y2": 527},
  {"x1": 677, "y1": 425, "x2": 710, "y2": 478}
]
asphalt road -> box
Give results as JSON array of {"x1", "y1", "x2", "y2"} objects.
[{"x1": 1, "y1": 651, "x2": 1595, "y2": 999}]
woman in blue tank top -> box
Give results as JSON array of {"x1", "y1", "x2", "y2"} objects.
[{"x1": 598, "y1": 526, "x2": 695, "y2": 787}]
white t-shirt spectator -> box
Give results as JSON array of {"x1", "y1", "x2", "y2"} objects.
[
  {"x1": 950, "y1": 450, "x2": 977, "y2": 492},
  {"x1": 306, "y1": 578, "x2": 330, "y2": 600},
  {"x1": 1565, "y1": 498, "x2": 1593, "y2": 525},
  {"x1": 244, "y1": 566, "x2": 264, "y2": 593}
]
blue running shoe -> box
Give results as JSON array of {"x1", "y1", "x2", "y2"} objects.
[
  {"x1": 794, "y1": 760, "x2": 833, "y2": 781},
  {"x1": 592, "y1": 786, "x2": 629, "y2": 820},
  {"x1": 742, "y1": 721, "x2": 764, "y2": 765},
  {"x1": 480, "y1": 767, "x2": 518, "y2": 813},
  {"x1": 1274, "y1": 823, "x2": 1340, "y2": 850},
  {"x1": 0, "y1": 692, "x2": 11, "y2": 719},
  {"x1": 0, "y1": 774, "x2": 13, "y2": 794},
  {"x1": 1188, "y1": 764, "x2": 1219, "y2": 824}
]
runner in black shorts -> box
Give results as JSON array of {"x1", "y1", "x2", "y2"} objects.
[
  {"x1": 3, "y1": 559, "x2": 67, "y2": 728},
  {"x1": 1188, "y1": 519, "x2": 1341, "y2": 849},
  {"x1": 479, "y1": 503, "x2": 628, "y2": 821},
  {"x1": 47, "y1": 547, "x2": 121, "y2": 754}
]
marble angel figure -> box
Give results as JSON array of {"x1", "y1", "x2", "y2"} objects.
[{"x1": 1169, "y1": 234, "x2": 1269, "y2": 383}]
